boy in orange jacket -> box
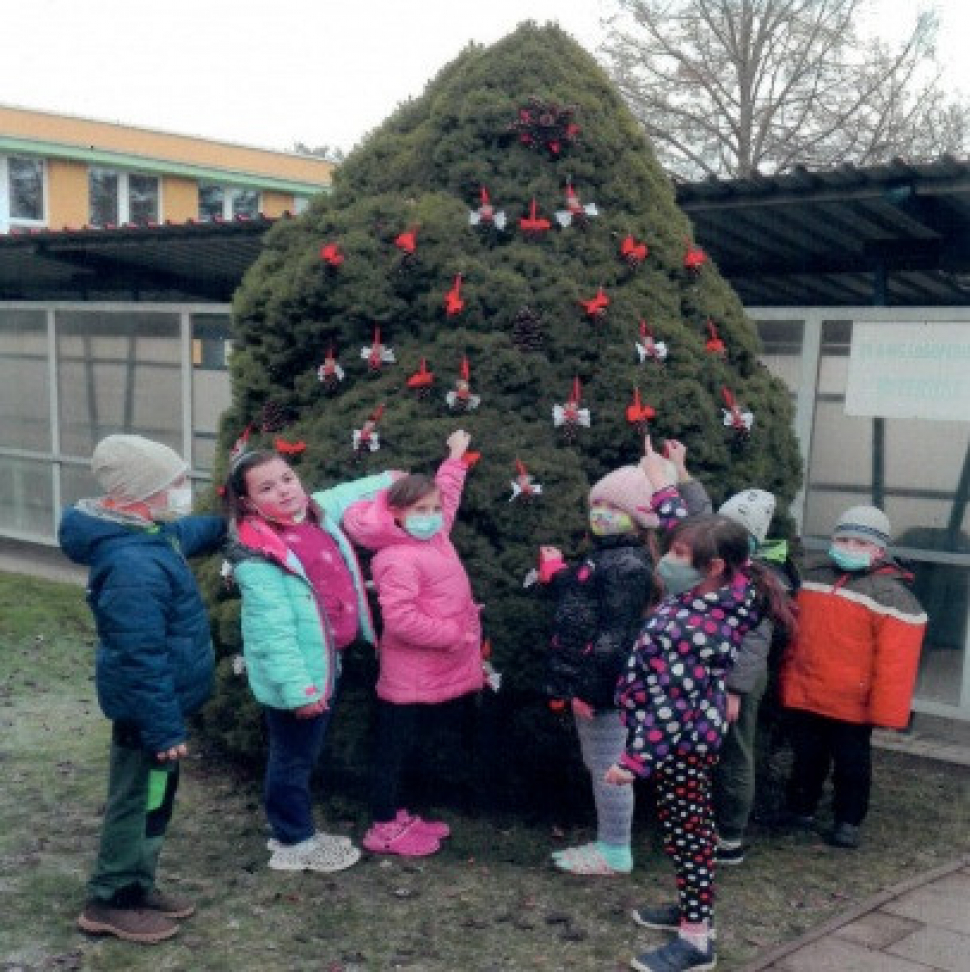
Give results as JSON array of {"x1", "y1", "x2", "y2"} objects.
[{"x1": 779, "y1": 505, "x2": 926, "y2": 848}]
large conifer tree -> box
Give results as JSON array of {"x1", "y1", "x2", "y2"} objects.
[{"x1": 201, "y1": 23, "x2": 801, "y2": 799}]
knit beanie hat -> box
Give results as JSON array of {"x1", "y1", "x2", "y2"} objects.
[
  {"x1": 718, "y1": 489, "x2": 776, "y2": 544},
  {"x1": 833, "y1": 505, "x2": 892, "y2": 548},
  {"x1": 91, "y1": 435, "x2": 188, "y2": 503},
  {"x1": 589, "y1": 463, "x2": 673, "y2": 528}
]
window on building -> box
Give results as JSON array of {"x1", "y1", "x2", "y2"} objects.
[
  {"x1": 198, "y1": 183, "x2": 262, "y2": 220},
  {"x1": 0, "y1": 156, "x2": 46, "y2": 230},
  {"x1": 88, "y1": 167, "x2": 159, "y2": 226},
  {"x1": 292, "y1": 195, "x2": 310, "y2": 215}
]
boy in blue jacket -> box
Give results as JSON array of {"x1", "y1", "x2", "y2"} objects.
[{"x1": 59, "y1": 435, "x2": 225, "y2": 945}]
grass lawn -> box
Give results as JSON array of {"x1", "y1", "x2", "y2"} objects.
[{"x1": 1, "y1": 572, "x2": 968, "y2": 972}]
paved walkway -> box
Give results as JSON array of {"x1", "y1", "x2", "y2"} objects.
[{"x1": 746, "y1": 855, "x2": 970, "y2": 971}]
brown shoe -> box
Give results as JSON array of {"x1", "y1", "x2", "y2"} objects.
[
  {"x1": 77, "y1": 900, "x2": 178, "y2": 944},
  {"x1": 140, "y1": 888, "x2": 195, "y2": 919}
]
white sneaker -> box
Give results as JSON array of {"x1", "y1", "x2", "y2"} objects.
[
  {"x1": 266, "y1": 832, "x2": 353, "y2": 853},
  {"x1": 268, "y1": 836, "x2": 361, "y2": 873}
]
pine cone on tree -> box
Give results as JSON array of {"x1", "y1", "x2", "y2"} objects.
[
  {"x1": 510, "y1": 306, "x2": 544, "y2": 353},
  {"x1": 260, "y1": 400, "x2": 288, "y2": 434}
]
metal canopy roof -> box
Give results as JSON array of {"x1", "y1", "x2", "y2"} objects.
[
  {"x1": 0, "y1": 216, "x2": 282, "y2": 301},
  {"x1": 675, "y1": 157, "x2": 970, "y2": 306}
]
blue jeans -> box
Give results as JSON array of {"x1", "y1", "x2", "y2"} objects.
[{"x1": 264, "y1": 703, "x2": 335, "y2": 845}]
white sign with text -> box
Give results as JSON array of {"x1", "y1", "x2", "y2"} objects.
[{"x1": 845, "y1": 321, "x2": 970, "y2": 420}]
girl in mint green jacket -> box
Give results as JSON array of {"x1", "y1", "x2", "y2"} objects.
[{"x1": 223, "y1": 450, "x2": 394, "y2": 874}]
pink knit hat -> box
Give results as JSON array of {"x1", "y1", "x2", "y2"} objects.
[{"x1": 589, "y1": 464, "x2": 664, "y2": 528}]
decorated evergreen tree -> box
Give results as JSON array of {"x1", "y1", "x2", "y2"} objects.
[{"x1": 200, "y1": 22, "x2": 801, "y2": 806}]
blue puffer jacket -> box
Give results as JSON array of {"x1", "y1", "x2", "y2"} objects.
[{"x1": 58, "y1": 503, "x2": 225, "y2": 753}]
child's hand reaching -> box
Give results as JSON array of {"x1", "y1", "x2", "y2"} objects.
[
  {"x1": 664, "y1": 439, "x2": 691, "y2": 483},
  {"x1": 447, "y1": 429, "x2": 471, "y2": 460},
  {"x1": 604, "y1": 763, "x2": 636, "y2": 786},
  {"x1": 640, "y1": 436, "x2": 677, "y2": 491}
]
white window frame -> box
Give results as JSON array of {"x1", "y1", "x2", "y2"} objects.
[
  {"x1": 0, "y1": 155, "x2": 47, "y2": 232},
  {"x1": 197, "y1": 182, "x2": 262, "y2": 221},
  {"x1": 88, "y1": 167, "x2": 162, "y2": 226}
]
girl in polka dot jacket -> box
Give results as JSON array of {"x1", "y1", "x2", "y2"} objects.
[{"x1": 606, "y1": 442, "x2": 796, "y2": 972}]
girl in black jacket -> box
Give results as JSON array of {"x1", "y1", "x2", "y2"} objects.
[{"x1": 539, "y1": 441, "x2": 710, "y2": 875}]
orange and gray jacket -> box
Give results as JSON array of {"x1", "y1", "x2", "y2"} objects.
[{"x1": 779, "y1": 557, "x2": 926, "y2": 729}]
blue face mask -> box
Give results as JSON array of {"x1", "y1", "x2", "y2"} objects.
[
  {"x1": 829, "y1": 545, "x2": 872, "y2": 571},
  {"x1": 404, "y1": 512, "x2": 443, "y2": 540},
  {"x1": 657, "y1": 555, "x2": 705, "y2": 595}
]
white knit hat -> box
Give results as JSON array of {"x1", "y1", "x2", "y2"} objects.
[
  {"x1": 833, "y1": 505, "x2": 892, "y2": 548},
  {"x1": 91, "y1": 435, "x2": 187, "y2": 502},
  {"x1": 589, "y1": 462, "x2": 675, "y2": 529},
  {"x1": 718, "y1": 489, "x2": 776, "y2": 544}
]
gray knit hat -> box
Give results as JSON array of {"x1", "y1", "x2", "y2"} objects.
[
  {"x1": 91, "y1": 435, "x2": 187, "y2": 502},
  {"x1": 718, "y1": 489, "x2": 776, "y2": 544},
  {"x1": 833, "y1": 505, "x2": 892, "y2": 548}
]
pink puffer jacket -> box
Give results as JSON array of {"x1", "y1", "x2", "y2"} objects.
[{"x1": 342, "y1": 458, "x2": 483, "y2": 704}]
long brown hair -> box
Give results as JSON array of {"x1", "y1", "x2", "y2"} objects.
[
  {"x1": 386, "y1": 473, "x2": 437, "y2": 511},
  {"x1": 666, "y1": 514, "x2": 798, "y2": 638},
  {"x1": 222, "y1": 450, "x2": 282, "y2": 522}
]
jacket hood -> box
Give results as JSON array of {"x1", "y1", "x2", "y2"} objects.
[
  {"x1": 342, "y1": 489, "x2": 428, "y2": 552},
  {"x1": 58, "y1": 502, "x2": 156, "y2": 566}
]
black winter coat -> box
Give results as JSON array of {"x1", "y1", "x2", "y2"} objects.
[{"x1": 543, "y1": 535, "x2": 655, "y2": 710}]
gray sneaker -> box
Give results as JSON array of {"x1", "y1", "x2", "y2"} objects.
[{"x1": 631, "y1": 936, "x2": 716, "y2": 971}]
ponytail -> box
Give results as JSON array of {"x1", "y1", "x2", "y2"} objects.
[{"x1": 748, "y1": 560, "x2": 798, "y2": 645}]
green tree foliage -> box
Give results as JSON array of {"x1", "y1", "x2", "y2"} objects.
[{"x1": 201, "y1": 22, "x2": 801, "y2": 806}]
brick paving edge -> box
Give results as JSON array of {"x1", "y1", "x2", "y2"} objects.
[{"x1": 741, "y1": 853, "x2": 970, "y2": 971}]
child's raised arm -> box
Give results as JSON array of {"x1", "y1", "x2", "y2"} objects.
[{"x1": 435, "y1": 429, "x2": 471, "y2": 531}]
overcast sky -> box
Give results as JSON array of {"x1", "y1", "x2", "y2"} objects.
[{"x1": 3, "y1": 1, "x2": 967, "y2": 155}]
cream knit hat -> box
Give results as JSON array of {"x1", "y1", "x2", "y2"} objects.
[
  {"x1": 718, "y1": 489, "x2": 776, "y2": 544},
  {"x1": 91, "y1": 435, "x2": 188, "y2": 502},
  {"x1": 589, "y1": 463, "x2": 674, "y2": 528}
]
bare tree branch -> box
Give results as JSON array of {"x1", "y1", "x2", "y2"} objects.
[{"x1": 600, "y1": 0, "x2": 970, "y2": 177}]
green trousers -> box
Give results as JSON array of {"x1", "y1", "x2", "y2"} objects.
[
  {"x1": 713, "y1": 670, "x2": 768, "y2": 842},
  {"x1": 87, "y1": 722, "x2": 179, "y2": 904}
]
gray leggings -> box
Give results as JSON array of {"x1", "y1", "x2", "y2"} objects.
[{"x1": 575, "y1": 710, "x2": 634, "y2": 846}]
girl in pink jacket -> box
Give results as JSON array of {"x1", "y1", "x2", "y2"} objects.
[{"x1": 342, "y1": 430, "x2": 483, "y2": 856}]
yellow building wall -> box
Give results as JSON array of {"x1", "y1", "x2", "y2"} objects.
[
  {"x1": 162, "y1": 176, "x2": 199, "y2": 223},
  {"x1": 0, "y1": 105, "x2": 332, "y2": 187},
  {"x1": 260, "y1": 190, "x2": 295, "y2": 217},
  {"x1": 46, "y1": 159, "x2": 88, "y2": 228}
]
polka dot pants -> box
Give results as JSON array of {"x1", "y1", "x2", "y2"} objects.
[{"x1": 654, "y1": 754, "x2": 718, "y2": 923}]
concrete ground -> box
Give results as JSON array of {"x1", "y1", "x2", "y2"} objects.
[{"x1": 747, "y1": 855, "x2": 970, "y2": 971}]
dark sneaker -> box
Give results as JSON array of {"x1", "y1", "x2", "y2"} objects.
[
  {"x1": 715, "y1": 840, "x2": 744, "y2": 866},
  {"x1": 829, "y1": 822, "x2": 861, "y2": 849},
  {"x1": 631, "y1": 902, "x2": 680, "y2": 931},
  {"x1": 77, "y1": 900, "x2": 179, "y2": 944},
  {"x1": 631, "y1": 936, "x2": 717, "y2": 971},
  {"x1": 140, "y1": 888, "x2": 195, "y2": 919},
  {"x1": 778, "y1": 811, "x2": 816, "y2": 831}
]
